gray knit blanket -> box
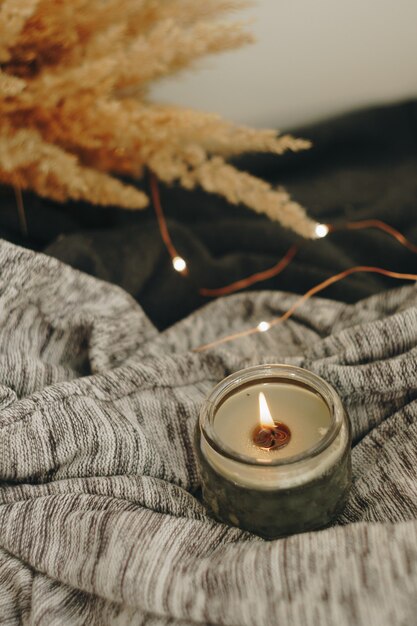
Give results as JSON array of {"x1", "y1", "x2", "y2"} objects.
[{"x1": 0, "y1": 239, "x2": 416, "y2": 625}]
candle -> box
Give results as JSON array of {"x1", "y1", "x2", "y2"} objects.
[{"x1": 196, "y1": 364, "x2": 352, "y2": 538}]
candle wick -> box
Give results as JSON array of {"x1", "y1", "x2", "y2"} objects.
[{"x1": 252, "y1": 422, "x2": 291, "y2": 450}]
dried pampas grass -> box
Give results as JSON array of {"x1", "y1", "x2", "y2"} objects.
[{"x1": 0, "y1": 0, "x2": 316, "y2": 237}]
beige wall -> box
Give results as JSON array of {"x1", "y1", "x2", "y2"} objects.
[{"x1": 151, "y1": 0, "x2": 417, "y2": 128}]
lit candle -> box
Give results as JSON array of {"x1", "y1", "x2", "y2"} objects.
[{"x1": 196, "y1": 364, "x2": 351, "y2": 538}]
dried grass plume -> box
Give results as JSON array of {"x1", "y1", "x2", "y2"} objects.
[{"x1": 0, "y1": 0, "x2": 316, "y2": 237}]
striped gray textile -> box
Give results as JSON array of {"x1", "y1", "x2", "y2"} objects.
[{"x1": 0, "y1": 239, "x2": 416, "y2": 626}]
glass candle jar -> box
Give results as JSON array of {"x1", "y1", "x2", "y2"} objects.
[{"x1": 196, "y1": 364, "x2": 352, "y2": 539}]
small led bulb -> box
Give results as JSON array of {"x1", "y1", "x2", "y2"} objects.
[
  {"x1": 257, "y1": 321, "x2": 271, "y2": 333},
  {"x1": 172, "y1": 256, "x2": 187, "y2": 273},
  {"x1": 315, "y1": 223, "x2": 329, "y2": 239}
]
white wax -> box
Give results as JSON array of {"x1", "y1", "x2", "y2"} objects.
[
  {"x1": 214, "y1": 382, "x2": 331, "y2": 461},
  {"x1": 202, "y1": 380, "x2": 348, "y2": 490}
]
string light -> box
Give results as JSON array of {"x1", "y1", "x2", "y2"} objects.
[
  {"x1": 151, "y1": 175, "x2": 417, "y2": 296},
  {"x1": 172, "y1": 256, "x2": 187, "y2": 273},
  {"x1": 12, "y1": 173, "x2": 416, "y2": 355},
  {"x1": 257, "y1": 321, "x2": 271, "y2": 332},
  {"x1": 199, "y1": 219, "x2": 417, "y2": 297},
  {"x1": 149, "y1": 175, "x2": 417, "y2": 352},
  {"x1": 150, "y1": 172, "x2": 189, "y2": 276},
  {"x1": 194, "y1": 266, "x2": 417, "y2": 352},
  {"x1": 314, "y1": 223, "x2": 329, "y2": 238}
]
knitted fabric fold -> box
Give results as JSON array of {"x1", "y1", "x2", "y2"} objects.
[{"x1": 0, "y1": 240, "x2": 416, "y2": 625}]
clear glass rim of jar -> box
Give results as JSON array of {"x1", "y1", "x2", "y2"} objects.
[{"x1": 199, "y1": 364, "x2": 346, "y2": 467}]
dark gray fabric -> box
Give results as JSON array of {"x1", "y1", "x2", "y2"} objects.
[{"x1": 0, "y1": 239, "x2": 416, "y2": 625}]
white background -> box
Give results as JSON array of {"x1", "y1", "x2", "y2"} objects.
[{"x1": 151, "y1": 0, "x2": 417, "y2": 128}]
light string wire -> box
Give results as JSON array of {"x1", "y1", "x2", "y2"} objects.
[
  {"x1": 149, "y1": 172, "x2": 189, "y2": 275},
  {"x1": 150, "y1": 174, "x2": 417, "y2": 352},
  {"x1": 150, "y1": 173, "x2": 417, "y2": 294},
  {"x1": 199, "y1": 244, "x2": 299, "y2": 297},
  {"x1": 14, "y1": 185, "x2": 28, "y2": 237},
  {"x1": 200, "y1": 220, "x2": 417, "y2": 296},
  {"x1": 329, "y1": 220, "x2": 417, "y2": 254},
  {"x1": 193, "y1": 266, "x2": 417, "y2": 352}
]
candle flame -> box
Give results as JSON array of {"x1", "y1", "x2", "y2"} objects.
[{"x1": 259, "y1": 392, "x2": 275, "y2": 428}]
